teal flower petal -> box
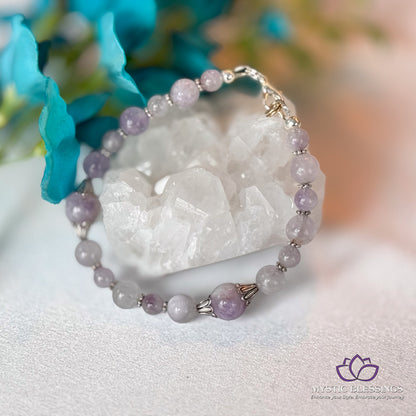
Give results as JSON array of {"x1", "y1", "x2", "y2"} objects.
[
  {"x1": 260, "y1": 11, "x2": 291, "y2": 42},
  {"x1": 40, "y1": 78, "x2": 80, "y2": 204},
  {"x1": 69, "y1": 0, "x2": 156, "y2": 52},
  {"x1": 67, "y1": 93, "x2": 110, "y2": 125},
  {"x1": 129, "y1": 67, "x2": 181, "y2": 98},
  {"x1": 97, "y1": 12, "x2": 145, "y2": 106},
  {"x1": 158, "y1": 0, "x2": 232, "y2": 25},
  {"x1": 172, "y1": 33, "x2": 216, "y2": 78},
  {"x1": 76, "y1": 116, "x2": 118, "y2": 149},
  {"x1": 0, "y1": 14, "x2": 47, "y2": 103}
]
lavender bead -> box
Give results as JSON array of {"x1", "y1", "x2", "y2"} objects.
[
  {"x1": 65, "y1": 192, "x2": 100, "y2": 225},
  {"x1": 286, "y1": 215, "x2": 317, "y2": 245},
  {"x1": 294, "y1": 187, "x2": 318, "y2": 211},
  {"x1": 290, "y1": 154, "x2": 320, "y2": 184},
  {"x1": 75, "y1": 240, "x2": 102, "y2": 267},
  {"x1": 200, "y1": 69, "x2": 223, "y2": 92},
  {"x1": 102, "y1": 130, "x2": 124, "y2": 154},
  {"x1": 278, "y1": 245, "x2": 301, "y2": 268},
  {"x1": 147, "y1": 95, "x2": 169, "y2": 117},
  {"x1": 142, "y1": 293, "x2": 164, "y2": 315},
  {"x1": 167, "y1": 294, "x2": 196, "y2": 323},
  {"x1": 119, "y1": 106, "x2": 149, "y2": 135},
  {"x1": 210, "y1": 283, "x2": 246, "y2": 321},
  {"x1": 94, "y1": 267, "x2": 115, "y2": 288},
  {"x1": 112, "y1": 281, "x2": 140, "y2": 309},
  {"x1": 287, "y1": 128, "x2": 309, "y2": 151},
  {"x1": 256, "y1": 265, "x2": 286, "y2": 295},
  {"x1": 83, "y1": 151, "x2": 110, "y2": 179},
  {"x1": 170, "y1": 79, "x2": 200, "y2": 108}
]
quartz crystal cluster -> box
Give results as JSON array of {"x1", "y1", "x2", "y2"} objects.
[{"x1": 100, "y1": 94, "x2": 325, "y2": 275}]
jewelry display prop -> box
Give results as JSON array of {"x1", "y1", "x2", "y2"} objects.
[{"x1": 65, "y1": 66, "x2": 324, "y2": 323}]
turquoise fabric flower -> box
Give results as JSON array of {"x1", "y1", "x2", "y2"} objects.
[
  {"x1": 40, "y1": 78, "x2": 80, "y2": 203},
  {"x1": 0, "y1": 15, "x2": 46, "y2": 103}
]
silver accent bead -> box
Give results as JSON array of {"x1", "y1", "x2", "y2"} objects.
[
  {"x1": 194, "y1": 78, "x2": 204, "y2": 92},
  {"x1": 162, "y1": 301, "x2": 168, "y2": 312},
  {"x1": 100, "y1": 148, "x2": 111, "y2": 158},
  {"x1": 276, "y1": 263, "x2": 287, "y2": 273},
  {"x1": 293, "y1": 149, "x2": 308, "y2": 155},
  {"x1": 144, "y1": 107, "x2": 152, "y2": 118},
  {"x1": 298, "y1": 183, "x2": 312, "y2": 189},
  {"x1": 164, "y1": 94, "x2": 173, "y2": 106},
  {"x1": 137, "y1": 294, "x2": 144, "y2": 307},
  {"x1": 296, "y1": 210, "x2": 311, "y2": 216},
  {"x1": 222, "y1": 69, "x2": 235, "y2": 84},
  {"x1": 196, "y1": 297, "x2": 217, "y2": 317},
  {"x1": 287, "y1": 116, "x2": 301, "y2": 128},
  {"x1": 236, "y1": 283, "x2": 258, "y2": 305},
  {"x1": 117, "y1": 128, "x2": 126, "y2": 138}
]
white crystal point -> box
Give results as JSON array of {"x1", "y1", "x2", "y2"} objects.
[{"x1": 100, "y1": 93, "x2": 325, "y2": 276}]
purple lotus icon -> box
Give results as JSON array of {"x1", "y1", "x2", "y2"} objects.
[{"x1": 336, "y1": 354, "x2": 379, "y2": 382}]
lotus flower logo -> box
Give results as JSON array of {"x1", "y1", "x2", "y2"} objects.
[{"x1": 336, "y1": 354, "x2": 379, "y2": 382}]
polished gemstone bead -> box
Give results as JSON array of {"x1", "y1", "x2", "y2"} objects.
[
  {"x1": 93, "y1": 267, "x2": 115, "y2": 288},
  {"x1": 210, "y1": 283, "x2": 246, "y2": 321},
  {"x1": 147, "y1": 95, "x2": 169, "y2": 117},
  {"x1": 294, "y1": 187, "x2": 318, "y2": 211},
  {"x1": 75, "y1": 240, "x2": 102, "y2": 267},
  {"x1": 170, "y1": 79, "x2": 200, "y2": 108},
  {"x1": 119, "y1": 106, "x2": 149, "y2": 135},
  {"x1": 65, "y1": 192, "x2": 100, "y2": 225},
  {"x1": 286, "y1": 215, "x2": 317, "y2": 245},
  {"x1": 287, "y1": 128, "x2": 309, "y2": 151},
  {"x1": 256, "y1": 265, "x2": 286, "y2": 295},
  {"x1": 83, "y1": 151, "x2": 110, "y2": 179},
  {"x1": 200, "y1": 69, "x2": 223, "y2": 92},
  {"x1": 278, "y1": 245, "x2": 301, "y2": 268},
  {"x1": 142, "y1": 293, "x2": 164, "y2": 315},
  {"x1": 102, "y1": 129, "x2": 124, "y2": 154},
  {"x1": 167, "y1": 294, "x2": 196, "y2": 323},
  {"x1": 290, "y1": 154, "x2": 320, "y2": 184},
  {"x1": 112, "y1": 281, "x2": 140, "y2": 309}
]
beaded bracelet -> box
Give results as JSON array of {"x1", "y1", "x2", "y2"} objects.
[{"x1": 65, "y1": 65, "x2": 321, "y2": 323}]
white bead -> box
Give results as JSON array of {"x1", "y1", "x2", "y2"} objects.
[
  {"x1": 167, "y1": 294, "x2": 196, "y2": 323},
  {"x1": 256, "y1": 265, "x2": 286, "y2": 295}
]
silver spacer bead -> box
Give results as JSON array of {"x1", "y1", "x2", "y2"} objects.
[
  {"x1": 92, "y1": 262, "x2": 101, "y2": 270},
  {"x1": 276, "y1": 263, "x2": 287, "y2": 273},
  {"x1": 117, "y1": 128, "x2": 126, "y2": 138},
  {"x1": 144, "y1": 107, "x2": 152, "y2": 118},
  {"x1": 194, "y1": 78, "x2": 204, "y2": 92},
  {"x1": 74, "y1": 222, "x2": 90, "y2": 240},
  {"x1": 286, "y1": 116, "x2": 301, "y2": 128},
  {"x1": 164, "y1": 94, "x2": 173, "y2": 106},
  {"x1": 100, "y1": 148, "x2": 111, "y2": 158},
  {"x1": 298, "y1": 183, "x2": 312, "y2": 189},
  {"x1": 77, "y1": 178, "x2": 94, "y2": 196},
  {"x1": 196, "y1": 297, "x2": 217, "y2": 317},
  {"x1": 137, "y1": 294, "x2": 144, "y2": 308},
  {"x1": 296, "y1": 210, "x2": 311, "y2": 216},
  {"x1": 290, "y1": 240, "x2": 301, "y2": 248},
  {"x1": 162, "y1": 301, "x2": 168, "y2": 312},
  {"x1": 293, "y1": 149, "x2": 308, "y2": 155},
  {"x1": 222, "y1": 69, "x2": 235, "y2": 84},
  {"x1": 236, "y1": 283, "x2": 259, "y2": 305}
]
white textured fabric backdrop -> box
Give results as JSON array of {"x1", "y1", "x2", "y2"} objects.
[{"x1": 0, "y1": 159, "x2": 415, "y2": 416}]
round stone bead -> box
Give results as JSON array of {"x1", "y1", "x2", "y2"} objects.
[
  {"x1": 256, "y1": 265, "x2": 286, "y2": 295},
  {"x1": 94, "y1": 267, "x2": 115, "y2": 288},
  {"x1": 167, "y1": 294, "x2": 196, "y2": 323},
  {"x1": 83, "y1": 151, "x2": 110, "y2": 179},
  {"x1": 200, "y1": 69, "x2": 223, "y2": 92},
  {"x1": 278, "y1": 245, "x2": 301, "y2": 268},
  {"x1": 286, "y1": 215, "x2": 317, "y2": 245},
  {"x1": 112, "y1": 281, "x2": 141, "y2": 309},
  {"x1": 170, "y1": 79, "x2": 200, "y2": 108},
  {"x1": 210, "y1": 283, "x2": 246, "y2": 321},
  {"x1": 65, "y1": 192, "x2": 100, "y2": 225},
  {"x1": 142, "y1": 293, "x2": 164, "y2": 315},
  {"x1": 147, "y1": 95, "x2": 169, "y2": 117},
  {"x1": 75, "y1": 240, "x2": 102, "y2": 267},
  {"x1": 290, "y1": 154, "x2": 320, "y2": 184},
  {"x1": 294, "y1": 187, "x2": 318, "y2": 211},
  {"x1": 119, "y1": 106, "x2": 149, "y2": 135},
  {"x1": 102, "y1": 129, "x2": 124, "y2": 154},
  {"x1": 287, "y1": 128, "x2": 309, "y2": 151}
]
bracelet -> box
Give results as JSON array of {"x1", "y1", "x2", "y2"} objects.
[{"x1": 65, "y1": 65, "x2": 322, "y2": 323}]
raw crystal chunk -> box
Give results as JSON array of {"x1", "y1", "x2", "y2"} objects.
[{"x1": 100, "y1": 93, "x2": 325, "y2": 275}]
